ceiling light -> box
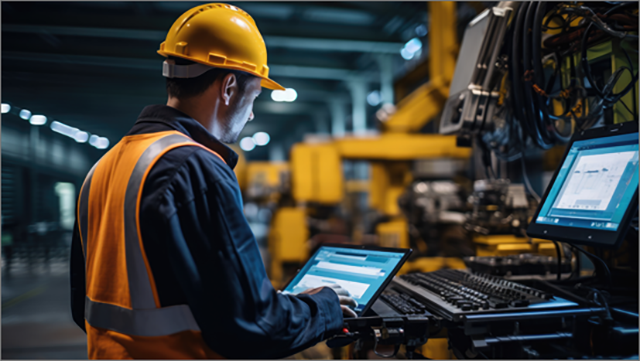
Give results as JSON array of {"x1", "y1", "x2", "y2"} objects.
[
  {"x1": 400, "y1": 38, "x2": 422, "y2": 60},
  {"x1": 51, "y1": 121, "x2": 76, "y2": 137},
  {"x1": 19, "y1": 109, "x2": 32, "y2": 120},
  {"x1": 240, "y1": 137, "x2": 256, "y2": 151},
  {"x1": 283, "y1": 88, "x2": 297, "y2": 102},
  {"x1": 400, "y1": 48, "x2": 414, "y2": 60},
  {"x1": 271, "y1": 88, "x2": 297, "y2": 102},
  {"x1": 89, "y1": 134, "x2": 100, "y2": 147},
  {"x1": 95, "y1": 137, "x2": 109, "y2": 150},
  {"x1": 367, "y1": 90, "x2": 381, "y2": 107},
  {"x1": 252, "y1": 132, "x2": 270, "y2": 146},
  {"x1": 74, "y1": 131, "x2": 89, "y2": 143},
  {"x1": 415, "y1": 24, "x2": 428, "y2": 37},
  {"x1": 30, "y1": 115, "x2": 47, "y2": 126},
  {"x1": 404, "y1": 38, "x2": 422, "y2": 53},
  {"x1": 1, "y1": 104, "x2": 11, "y2": 114},
  {"x1": 271, "y1": 90, "x2": 285, "y2": 102}
]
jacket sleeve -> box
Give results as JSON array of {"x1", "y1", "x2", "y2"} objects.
[
  {"x1": 161, "y1": 175, "x2": 345, "y2": 359},
  {"x1": 70, "y1": 217, "x2": 87, "y2": 333}
]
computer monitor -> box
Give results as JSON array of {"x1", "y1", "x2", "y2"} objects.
[{"x1": 527, "y1": 122, "x2": 639, "y2": 248}]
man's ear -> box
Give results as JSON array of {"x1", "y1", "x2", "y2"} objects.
[{"x1": 221, "y1": 73, "x2": 238, "y2": 106}]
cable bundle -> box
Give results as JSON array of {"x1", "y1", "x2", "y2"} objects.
[{"x1": 508, "y1": 2, "x2": 638, "y2": 150}]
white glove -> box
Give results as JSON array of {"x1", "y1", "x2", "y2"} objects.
[{"x1": 301, "y1": 284, "x2": 358, "y2": 318}]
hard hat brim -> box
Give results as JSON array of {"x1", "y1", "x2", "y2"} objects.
[{"x1": 260, "y1": 77, "x2": 285, "y2": 91}]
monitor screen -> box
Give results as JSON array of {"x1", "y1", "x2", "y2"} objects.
[
  {"x1": 282, "y1": 246, "x2": 407, "y2": 314},
  {"x1": 535, "y1": 132, "x2": 639, "y2": 232}
]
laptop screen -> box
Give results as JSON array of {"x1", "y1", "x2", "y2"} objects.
[{"x1": 282, "y1": 246, "x2": 407, "y2": 314}]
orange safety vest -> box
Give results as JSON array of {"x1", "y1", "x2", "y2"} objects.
[{"x1": 77, "y1": 131, "x2": 225, "y2": 359}]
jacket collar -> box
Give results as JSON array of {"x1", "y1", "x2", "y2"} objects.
[{"x1": 130, "y1": 104, "x2": 239, "y2": 169}]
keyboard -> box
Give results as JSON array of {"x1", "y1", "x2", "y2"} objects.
[
  {"x1": 464, "y1": 254, "x2": 572, "y2": 277},
  {"x1": 391, "y1": 269, "x2": 578, "y2": 322},
  {"x1": 370, "y1": 289, "x2": 432, "y2": 317},
  {"x1": 380, "y1": 290, "x2": 429, "y2": 315}
]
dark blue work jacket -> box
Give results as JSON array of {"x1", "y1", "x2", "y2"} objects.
[{"x1": 70, "y1": 104, "x2": 344, "y2": 358}]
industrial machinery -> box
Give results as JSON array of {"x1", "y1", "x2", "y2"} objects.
[
  {"x1": 261, "y1": 1, "x2": 638, "y2": 359},
  {"x1": 267, "y1": 2, "x2": 472, "y2": 291}
]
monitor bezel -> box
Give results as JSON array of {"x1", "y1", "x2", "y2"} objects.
[
  {"x1": 281, "y1": 243, "x2": 412, "y2": 317},
  {"x1": 527, "y1": 121, "x2": 639, "y2": 249}
]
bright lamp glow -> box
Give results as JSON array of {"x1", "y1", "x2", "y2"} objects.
[
  {"x1": 89, "y1": 134, "x2": 100, "y2": 146},
  {"x1": 240, "y1": 137, "x2": 256, "y2": 151},
  {"x1": 19, "y1": 109, "x2": 32, "y2": 120},
  {"x1": 367, "y1": 90, "x2": 381, "y2": 106},
  {"x1": 415, "y1": 24, "x2": 427, "y2": 37},
  {"x1": 51, "y1": 121, "x2": 77, "y2": 137},
  {"x1": 29, "y1": 115, "x2": 47, "y2": 125},
  {"x1": 405, "y1": 38, "x2": 422, "y2": 53},
  {"x1": 400, "y1": 38, "x2": 422, "y2": 60},
  {"x1": 271, "y1": 88, "x2": 297, "y2": 102},
  {"x1": 74, "y1": 131, "x2": 89, "y2": 143},
  {"x1": 95, "y1": 137, "x2": 109, "y2": 149},
  {"x1": 1, "y1": 104, "x2": 10, "y2": 114},
  {"x1": 400, "y1": 47, "x2": 414, "y2": 60},
  {"x1": 252, "y1": 132, "x2": 270, "y2": 146}
]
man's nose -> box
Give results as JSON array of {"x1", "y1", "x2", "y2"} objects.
[{"x1": 249, "y1": 111, "x2": 255, "y2": 121}]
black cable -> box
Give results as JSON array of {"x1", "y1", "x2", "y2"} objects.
[
  {"x1": 510, "y1": 2, "x2": 533, "y2": 144},
  {"x1": 551, "y1": 240, "x2": 563, "y2": 281},
  {"x1": 533, "y1": 2, "x2": 553, "y2": 139},
  {"x1": 523, "y1": 3, "x2": 551, "y2": 148},
  {"x1": 581, "y1": 2, "x2": 639, "y2": 103},
  {"x1": 622, "y1": 47, "x2": 638, "y2": 119},
  {"x1": 567, "y1": 244, "x2": 613, "y2": 289},
  {"x1": 573, "y1": 245, "x2": 581, "y2": 278},
  {"x1": 536, "y1": 2, "x2": 572, "y2": 143}
]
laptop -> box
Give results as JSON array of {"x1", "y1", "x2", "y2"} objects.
[{"x1": 281, "y1": 244, "x2": 412, "y2": 317}]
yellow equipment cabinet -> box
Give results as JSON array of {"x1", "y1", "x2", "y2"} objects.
[
  {"x1": 244, "y1": 161, "x2": 289, "y2": 200},
  {"x1": 290, "y1": 142, "x2": 344, "y2": 204},
  {"x1": 267, "y1": 207, "x2": 309, "y2": 287}
]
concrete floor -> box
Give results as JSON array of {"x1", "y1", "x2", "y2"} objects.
[{"x1": 2, "y1": 259, "x2": 88, "y2": 359}]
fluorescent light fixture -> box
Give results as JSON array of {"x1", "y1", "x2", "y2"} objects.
[
  {"x1": 367, "y1": 90, "x2": 381, "y2": 106},
  {"x1": 404, "y1": 38, "x2": 422, "y2": 53},
  {"x1": 271, "y1": 90, "x2": 284, "y2": 102},
  {"x1": 89, "y1": 134, "x2": 100, "y2": 146},
  {"x1": 284, "y1": 88, "x2": 297, "y2": 102},
  {"x1": 240, "y1": 137, "x2": 256, "y2": 151},
  {"x1": 400, "y1": 38, "x2": 422, "y2": 60},
  {"x1": 74, "y1": 131, "x2": 89, "y2": 143},
  {"x1": 252, "y1": 132, "x2": 270, "y2": 146},
  {"x1": 95, "y1": 137, "x2": 109, "y2": 149},
  {"x1": 19, "y1": 109, "x2": 32, "y2": 120},
  {"x1": 271, "y1": 88, "x2": 297, "y2": 102},
  {"x1": 51, "y1": 121, "x2": 76, "y2": 136},
  {"x1": 1, "y1": 104, "x2": 10, "y2": 114},
  {"x1": 29, "y1": 115, "x2": 47, "y2": 126}
]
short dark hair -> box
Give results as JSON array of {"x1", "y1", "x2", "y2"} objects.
[{"x1": 165, "y1": 56, "x2": 255, "y2": 99}]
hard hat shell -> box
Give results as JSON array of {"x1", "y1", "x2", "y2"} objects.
[{"x1": 158, "y1": 3, "x2": 285, "y2": 90}]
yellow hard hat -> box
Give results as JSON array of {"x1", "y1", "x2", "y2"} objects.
[{"x1": 158, "y1": 3, "x2": 285, "y2": 90}]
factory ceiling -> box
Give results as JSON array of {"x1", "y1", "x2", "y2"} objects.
[{"x1": 2, "y1": 2, "x2": 478, "y2": 160}]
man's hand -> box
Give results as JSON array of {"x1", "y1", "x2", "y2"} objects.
[{"x1": 301, "y1": 284, "x2": 358, "y2": 318}]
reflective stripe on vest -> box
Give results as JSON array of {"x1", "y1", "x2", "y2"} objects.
[{"x1": 78, "y1": 131, "x2": 226, "y2": 338}]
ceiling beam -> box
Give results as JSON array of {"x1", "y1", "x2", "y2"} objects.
[
  {"x1": 3, "y1": 51, "x2": 379, "y2": 82},
  {"x1": 2, "y1": 24, "x2": 403, "y2": 54}
]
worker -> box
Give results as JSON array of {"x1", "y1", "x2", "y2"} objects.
[{"x1": 69, "y1": 3, "x2": 356, "y2": 359}]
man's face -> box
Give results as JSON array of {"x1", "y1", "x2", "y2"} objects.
[{"x1": 219, "y1": 77, "x2": 262, "y2": 143}]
